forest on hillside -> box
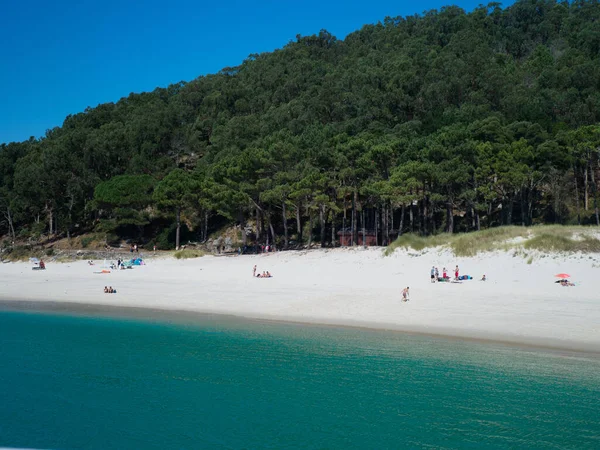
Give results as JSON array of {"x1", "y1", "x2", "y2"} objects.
[{"x1": 2, "y1": 0, "x2": 600, "y2": 250}]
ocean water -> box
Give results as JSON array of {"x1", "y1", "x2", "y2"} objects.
[{"x1": 0, "y1": 310, "x2": 599, "y2": 449}]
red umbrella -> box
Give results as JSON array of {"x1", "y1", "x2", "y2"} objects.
[{"x1": 555, "y1": 273, "x2": 571, "y2": 279}]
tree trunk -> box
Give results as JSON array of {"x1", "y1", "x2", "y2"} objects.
[
  {"x1": 203, "y1": 210, "x2": 209, "y2": 242},
  {"x1": 446, "y1": 196, "x2": 454, "y2": 234},
  {"x1": 520, "y1": 190, "x2": 526, "y2": 226},
  {"x1": 375, "y1": 207, "x2": 379, "y2": 246},
  {"x1": 175, "y1": 206, "x2": 181, "y2": 250},
  {"x1": 296, "y1": 204, "x2": 302, "y2": 245},
  {"x1": 584, "y1": 163, "x2": 589, "y2": 211},
  {"x1": 268, "y1": 212, "x2": 276, "y2": 248},
  {"x1": 476, "y1": 211, "x2": 480, "y2": 231},
  {"x1": 239, "y1": 209, "x2": 247, "y2": 246},
  {"x1": 574, "y1": 165, "x2": 581, "y2": 225},
  {"x1": 384, "y1": 204, "x2": 389, "y2": 245},
  {"x1": 3, "y1": 207, "x2": 16, "y2": 241},
  {"x1": 362, "y1": 209, "x2": 366, "y2": 247},
  {"x1": 352, "y1": 189, "x2": 358, "y2": 246},
  {"x1": 282, "y1": 202, "x2": 288, "y2": 248},
  {"x1": 409, "y1": 203, "x2": 414, "y2": 233},
  {"x1": 47, "y1": 206, "x2": 53, "y2": 235},
  {"x1": 308, "y1": 211, "x2": 313, "y2": 248},
  {"x1": 319, "y1": 205, "x2": 326, "y2": 248},
  {"x1": 256, "y1": 207, "x2": 261, "y2": 243},
  {"x1": 591, "y1": 167, "x2": 599, "y2": 226},
  {"x1": 422, "y1": 194, "x2": 428, "y2": 236},
  {"x1": 330, "y1": 209, "x2": 336, "y2": 246},
  {"x1": 399, "y1": 204, "x2": 405, "y2": 237}
]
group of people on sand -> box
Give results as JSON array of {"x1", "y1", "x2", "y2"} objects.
[
  {"x1": 103, "y1": 286, "x2": 117, "y2": 294},
  {"x1": 429, "y1": 265, "x2": 485, "y2": 283},
  {"x1": 252, "y1": 264, "x2": 273, "y2": 278},
  {"x1": 556, "y1": 278, "x2": 575, "y2": 287}
]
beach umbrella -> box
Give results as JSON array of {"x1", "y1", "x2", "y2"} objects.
[{"x1": 555, "y1": 273, "x2": 571, "y2": 279}]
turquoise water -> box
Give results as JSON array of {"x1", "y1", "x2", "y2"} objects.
[{"x1": 0, "y1": 310, "x2": 599, "y2": 449}]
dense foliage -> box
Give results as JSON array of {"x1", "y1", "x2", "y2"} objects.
[{"x1": 2, "y1": 0, "x2": 600, "y2": 249}]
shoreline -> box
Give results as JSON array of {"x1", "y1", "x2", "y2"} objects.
[
  {"x1": 1, "y1": 298, "x2": 599, "y2": 357},
  {"x1": 2, "y1": 247, "x2": 599, "y2": 354}
]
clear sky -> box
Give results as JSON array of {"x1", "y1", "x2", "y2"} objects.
[{"x1": 0, "y1": 0, "x2": 515, "y2": 144}]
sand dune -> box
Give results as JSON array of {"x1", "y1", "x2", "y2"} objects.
[{"x1": 2, "y1": 247, "x2": 599, "y2": 352}]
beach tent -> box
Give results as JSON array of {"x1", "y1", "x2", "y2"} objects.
[{"x1": 29, "y1": 257, "x2": 40, "y2": 264}]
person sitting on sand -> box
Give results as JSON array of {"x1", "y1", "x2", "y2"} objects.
[
  {"x1": 88, "y1": 260, "x2": 94, "y2": 265},
  {"x1": 266, "y1": 271, "x2": 272, "y2": 277},
  {"x1": 104, "y1": 286, "x2": 109, "y2": 293},
  {"x1": 480, "y1": 274, "x2": 486, "y2": 281},
  {"x1": 108, "y1": 286, "x2": 114, "y2": 293},
  {"x1": 39, "y1": 260, "x2": 45, "y2": 270},
  {"x1": 402, "y1": 287, "x2": 410, "y2": 302}
]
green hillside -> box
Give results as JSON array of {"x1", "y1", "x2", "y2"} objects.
[{"x1": 1, "y1": 0, "x2": 600, "y2": 250}]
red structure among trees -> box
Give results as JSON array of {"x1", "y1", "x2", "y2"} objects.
[{"x1": 337, "y1": 230, "x2": 378, "y2": 246}]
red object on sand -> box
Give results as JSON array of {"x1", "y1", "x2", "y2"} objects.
[{"x1": 555, "y1": 273, "x2": 571, "y2": 279}]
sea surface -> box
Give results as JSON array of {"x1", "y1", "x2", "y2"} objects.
[{"x1": 0, "y1": 309, "x2": 599, "y2": 449}]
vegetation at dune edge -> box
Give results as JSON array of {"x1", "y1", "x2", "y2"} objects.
[
  {"x1": 173, "y1": 249, "x2": 206, "y2": 259},
  {"x1": 3, "y1": 0, "x2": 600, "y2": 253},
  {"x1": 384, "y1": 225, "x2": 600, "y2": 256}
]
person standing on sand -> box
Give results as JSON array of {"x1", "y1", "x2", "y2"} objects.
[
  {"x1": 435, "y1": 267, "x2": 439, "y2": 281},
  {"x1": 455, "y1": 265, "x2": 459, "y2": 281},
  {"x1": 253, "y1": 265, "x2": 257, "y2": 277},
  {"x1": 402, "y1": 287, "x2": 410, "y2": 302},
  {"x1": 430, "y1": 266, "x2": 435, "y2": 283}
]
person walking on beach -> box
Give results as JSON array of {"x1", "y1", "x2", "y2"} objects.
[
  {"x1": 253, "y1": 264, "x2": 257, "y2": 277},
  {"x1": 435, "y1": 267, "x2": 439, "y2": 281},
  {"x1": 454, "y1": 265, "x2": 459, "y2": 281},
  {"x1": 402, "y1": 287, "x2": 410, "y2": 302},
  {"x1": 430, "y1": 266, "x2": 435, "y2": 283}
]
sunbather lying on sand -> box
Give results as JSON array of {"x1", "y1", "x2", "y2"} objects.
[{"x1": 256, "y1": 271, "x2": 273, "y2": 278}]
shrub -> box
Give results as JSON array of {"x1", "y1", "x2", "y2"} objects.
[
  {"x1": 81, "y1": 236, "x2": 94, "y2": 248},
  {"x1": 173, "y1": 249, "x2": 205, "y2": 259}
]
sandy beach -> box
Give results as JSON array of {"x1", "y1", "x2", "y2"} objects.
[{"x1": 1, "y1": 248, "x2": 599, "y2": 352}]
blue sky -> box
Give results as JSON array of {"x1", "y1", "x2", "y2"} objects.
[{"x1": 0, "y1": 0, "x2": 515, "y2": 144}]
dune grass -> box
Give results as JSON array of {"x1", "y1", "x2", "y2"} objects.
[
  {"x1": 385, "y1": 225, "x2": 600, "y2": 257},
  {"x1": 524, "y1": 234, "x2": 600, "y2": 253},
  {"x1": 173, "y1": 249, "x2": 206, "y2": 259},
  {"x1": 383, "y1": 233, "x2": 453, "y2": 255}
]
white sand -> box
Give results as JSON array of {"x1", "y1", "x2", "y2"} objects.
[{"x1": 1, "y1": 248, "x2": 599, "y2": 352}]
